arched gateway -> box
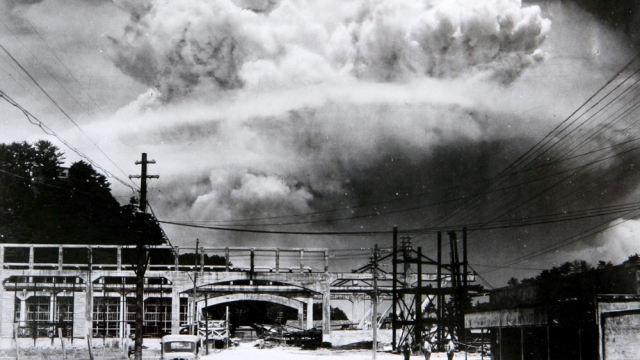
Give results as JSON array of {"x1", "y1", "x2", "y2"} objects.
[{"x1": 201, "y1": 293, "x2": 310, "y2": 328}]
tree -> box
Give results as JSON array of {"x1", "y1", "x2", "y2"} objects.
[
  {"x1": 0, "y1": 140, "x2": 165, "y2": 246},
  {"x1": 507, "y1": 277, "x2": 520, "y2": 286},
  {"x1": 0, "y1": 140, "x2": 63, "y2": 242},
  {"x1": 596, "y1": 260, "x2": 614, "y2": 270}
]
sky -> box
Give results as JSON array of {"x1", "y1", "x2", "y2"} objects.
[{"x1": 1, "y1": 0, "x2": 640, "y2": 288}]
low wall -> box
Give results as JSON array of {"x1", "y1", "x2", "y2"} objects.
[{"x1": 329, "y1": 329, "x2": 392, "y2": 347}]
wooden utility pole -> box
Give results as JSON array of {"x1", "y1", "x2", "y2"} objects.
[
  {"x1": 191, "y1": 239, "x2": 199, "y2": 335},
  {"x1": 225, "y1": 306, "x2": 230, "y2": 349},
  {"x1": 391, "y1": 227, "x2": 397, "y2": 352},
  {"x1": 129, "y1": 153, "x2": 159, "y2": 360},
  {"x1": 415, "y1": 246, "x2": 422, "y2": 350},
  {"x1": 372, "y1": 244, "x2": 378, "y2": 360}
]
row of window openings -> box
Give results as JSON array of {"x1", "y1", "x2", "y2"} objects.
[{"x1": 15, "y1": 296, "x2": 187, "y2": 327}]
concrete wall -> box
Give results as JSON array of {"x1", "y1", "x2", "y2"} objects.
[
  {"x1": 598, "y1": 298, "x2": 640, "y2": 360},
  {"x1": 1, "y1": 290, "x2": 14, "y2": 338},
  {"x1": 329, "y1": 329, "x2": 392, "y2": 347},
  {"x1": 72, "y1": 291, "x2": 87, "y2": 339},
  {"x1": 465, "y1": 307, "x2": 547, "y2": 329},
  {"x1": 602, "y1": 311, "x2": 640, "y2": 360}
]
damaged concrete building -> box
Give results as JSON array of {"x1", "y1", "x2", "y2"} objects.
[
  {"x1": 0, "y1": 243, "x2": 334, "y2": 348},
  {"x1": 465, "y1": 258, "x2": 640, "y2": 360}
]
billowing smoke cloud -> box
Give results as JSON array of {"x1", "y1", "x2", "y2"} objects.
[
  {"x1": 109, "y1": 0, "x2": 550, "y2": 101},
  {"x1": 87, "y1": 0, "x2": 640, "y2": 282},
  {"x1": 550, "y1": 219, "x2": 640, "y2": 266}
]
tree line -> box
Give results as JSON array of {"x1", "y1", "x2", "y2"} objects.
[{"x1": 0, "y1": 140, "x2": 164, "y2": 246}]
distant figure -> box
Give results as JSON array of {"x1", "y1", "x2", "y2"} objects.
[
  {"x1": 402, "y1": 340, "x2": 411, "y2": 360},
  {"x1": 446, "y1": 339, "x2": 456, "y2": 360},
  {"x1": 127, "y1": 334, "x2": 135, "y2": 359},
  {"x1": 422, "y1": 339, "x2": 432, "y2": 360}
]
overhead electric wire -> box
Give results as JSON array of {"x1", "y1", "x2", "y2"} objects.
[
  {"x1": 413, "y1": 53, "x2": 640, "y2": 245},
  {"x1": 461, "y1": 83, "x2": 640, "y2": 232},
  {"x1": 171, "y1": 178, "x2": 494, "y2": 226},
  {"x1": 0, "y1": 51, "x2": 61, "y2": 117},
  {"x1": 0, "y1": 42, "x2": 136, "y2": 188},
  {"x1": 7, "y1": 0, "x2": 106, "y2": 113},
  {"x1": 159, "y1": 197, "x2": 640, "y2": 240},
  {"x1": 408, "y1": 53, "x2": 640, "y2": 262},
  {"x1": 470, "y1": 81, "x2": 631, "y2": 262},
  {"x1": 0, "y1": 89, "x2": 137, "y2": 191},
  {"x1": 158, "y1": 220, "x2": 394, "y2": 236},
  {"x1": 479, "y1": 209, "x2": 640, "y2": 276},
  {"x1": 412, "y1": 52, "x2": 640, "y2": 236},
  {"x1": 0, "y1": 18, "x2": 95, "y2": 116}
]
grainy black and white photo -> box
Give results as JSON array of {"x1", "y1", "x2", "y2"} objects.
[{"x1": 1, "y1": 0, "x2": 639, "y2": 359}]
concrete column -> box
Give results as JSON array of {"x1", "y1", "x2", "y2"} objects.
[
  {"x1": 171, "y1": 288, "x2": 181, "y2": 334},
  {"x1": 298, "y1": 307, "x2": 304, "y2": 328},
  {"x1": 58, "y1": 246, "x2": 63, "y2": 271},
  {"x1": 85, "y1": 275, "x2": 93, "y2": 339},
  {"x1": 0, "y1": 260, "x2": 4, "y2": 335},
  {"x1": 119, "y1": 293, "x2": 125, "y2": 340},
  {"x1": 72, "y1": 279, "x2": 86, "y2": 339},
  {"x1": 0, "y1": 284, "x2": 14, "y2": 338},
  {"x1": 117, "y1": 246, "x2": 122, "y2": 271},
  {"x1": 29, "y1": 245, "x2": 34, "y2": 270},
  {"x1": 307, "y1": 298, "x2": 314, "y2": 329},
  {"x1": 1, "y1": 289, "x2": 16, "y2": 338},
  {"x1": 322, "y1": 286, "x2": 331, "y2": 343},
  {"x1": 351, "y1": 296, "x2": 356, "y2": 321},
  {"x1": 49, "y1": 292, "x2": 55, "y2": 323},
  {"x1": 19, "y1": 297, "x2": 27, "y2": 327},
  {"x1": 275, "y1": 249, "x2": 280, "y2": 273}
]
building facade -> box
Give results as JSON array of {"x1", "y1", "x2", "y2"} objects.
[
  {"x1": 465, "y1": 259, "x2": 640, "y2": 360},
  {"x1": 0, "y1": 244, "x2": 333, "y2": 347}
]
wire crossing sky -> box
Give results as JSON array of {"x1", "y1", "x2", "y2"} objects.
[{"x1": 1, "y1": 0, "x2": 640, "y2": 287}]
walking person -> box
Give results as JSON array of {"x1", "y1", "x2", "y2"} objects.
[
  {"x1": 402, "y1": 340, "x2": 411, "y2": 360},
  {"x1": 422, "y1": 338, "x2": 432, "y2": 360},
  {"x1": 446, "y1": 338, "x2": 456, "y2": 360}
]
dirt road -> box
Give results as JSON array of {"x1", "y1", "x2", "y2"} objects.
[{"x1": 200, "y1": 343, "x2": 486, "y2": 360}]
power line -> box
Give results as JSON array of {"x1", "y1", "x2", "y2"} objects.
[
  {"x1": 158, "y1": 220, "x2": 394, "y2": 236},
  {"x1": 479, "y1": 209, "x2": 640, "y2": 276},
  {"x1": 0, "y1": 89, "x2": 137, "y2": 191},
  {"x1": 0, "y1": 41, "x2": 136, "y2": 188},
  {"x1": 7, "y1": 0, "x2": 105, "y2": 113},
  {"x1": 415, "y1": 51, "x2": 640, "y2": 235}
]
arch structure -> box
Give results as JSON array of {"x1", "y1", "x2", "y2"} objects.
[
  {"x1": 202, "y1": 293, "x2": 309, "y2": 328},
  {"x1": 204, "y1": 293, "x2": 304, "y2": 310}
]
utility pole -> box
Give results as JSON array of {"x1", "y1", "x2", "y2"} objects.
[
  {"x1": 277, "y1": 311, "x2": 283, "y2": 344},
  {"x1": 205, "y1": 293, "x2": 209, "y2": 355},
  {"x1": 191, "y1": 239, "x2": 199, "y2": 336},
  {"x1": 129, "y1": 153, "x2": 158, "y2": 360},
  {"x1": 225, "y1": 306, "x2": 229, "y2": 349},
  {"x1": 372, "y1": 244, "x2": 378, "y2": 360},
  {"x1": 392, "y1": 227, "x2": 397, "y2": 352}
]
